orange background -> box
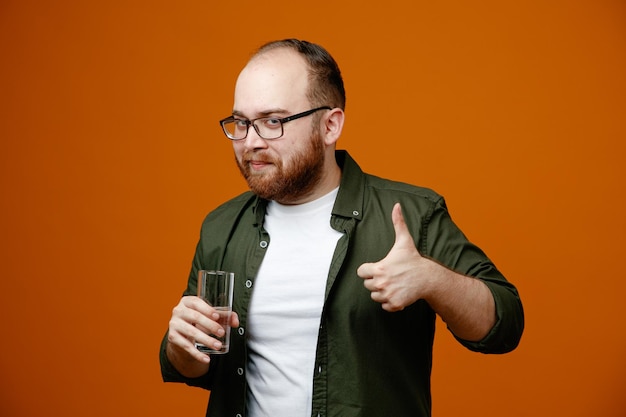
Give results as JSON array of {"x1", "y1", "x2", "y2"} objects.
[{"x1": 1, "y1": 1, "x2": 625, "y2": 416}]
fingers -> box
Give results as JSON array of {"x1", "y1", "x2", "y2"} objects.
[
  {"x1": 167, "y1": 323, "x2": 212, "y2": 364},
  {"x1": 361, "y1": 275, "x2": 405, "y2": 312},
  {"x1": 356, "y1": 262, "x2": 375, "y2": 279},
  {"x1": 168, "y1": 296, "x2": 231, "y2": 358},
  {"x1": 230, "y1": 311, "x2": 240, "y2": 328}
]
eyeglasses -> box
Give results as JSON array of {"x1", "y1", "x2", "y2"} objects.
[{"x1": 219, "y1": 106, "x2": 332, "y2": 140}]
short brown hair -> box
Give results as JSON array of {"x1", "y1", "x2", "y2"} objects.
[{"x1": 254, "y1": 39, "x2": 346, "y2": 110}]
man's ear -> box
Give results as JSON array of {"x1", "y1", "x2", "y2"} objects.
[{"x1": 322, "y1": 108, "x2": 345, "y2": 146}]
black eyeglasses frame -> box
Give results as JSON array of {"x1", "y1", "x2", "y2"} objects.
[{"x1": 219, "y1": 106, "x2": 332, "y2": 140}]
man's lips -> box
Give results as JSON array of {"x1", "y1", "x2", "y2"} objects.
[{"x1": 247, "y1": 159, "x2": 273, "y2": 171}]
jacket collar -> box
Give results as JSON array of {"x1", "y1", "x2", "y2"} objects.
[{"x1": 332, "y1": 150, "x2": 364, "y2": 221}]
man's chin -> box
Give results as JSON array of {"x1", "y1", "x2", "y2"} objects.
[{"x1": 244, "y1": 177, "x2": 276, "y2": 198}]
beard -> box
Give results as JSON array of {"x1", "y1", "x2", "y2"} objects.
[{"x1": 235, "y1": 129, "x2": 326, "y2": 204}]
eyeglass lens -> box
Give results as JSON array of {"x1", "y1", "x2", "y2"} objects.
[{"x1": 222, "y1": 118, "x2": 282, "y2": 140}]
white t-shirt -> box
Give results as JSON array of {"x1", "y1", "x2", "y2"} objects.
[{"x1": 246, "y1": 188, "x2": 342, "y2": 417}]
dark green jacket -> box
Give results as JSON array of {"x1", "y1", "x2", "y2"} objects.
[{"x1": 160, "y1": 150, "x2": 524, "y2": 417}]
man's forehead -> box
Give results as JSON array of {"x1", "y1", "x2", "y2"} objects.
[
  {"x1": 233, "y1": 49, "x2": 309, "y2": 114},
  {"x1": 239, "y1": 49, "x2": 308, "y2": 85}
]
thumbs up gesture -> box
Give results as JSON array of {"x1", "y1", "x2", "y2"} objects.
[{"x1": 357, "y1": 202, "x2": 438, "y2": 312}]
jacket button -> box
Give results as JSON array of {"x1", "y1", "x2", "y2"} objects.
[
  {"x1": 245, "y1": 280, "x2": 253, "y2": 288},
  {"x1": 237, "y1": 368, "x2": 244, "y2": 376},
  {"x1": 260, "y1": 240, "x2": 268, "y2": 248},
  {"x1": 238, "y1": 327, "x2": 245, "y2": 336}
]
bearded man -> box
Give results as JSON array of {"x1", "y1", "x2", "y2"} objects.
[{"x1": 160, "y1": 39, "x2": 524, "y2": 417}]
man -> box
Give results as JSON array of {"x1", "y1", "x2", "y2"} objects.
[{"x1": 160, "y1": 39, "x2": 524, "y2": 417}]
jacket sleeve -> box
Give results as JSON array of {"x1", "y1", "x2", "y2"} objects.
[
  {"x1": 158, "y1": 234, "x2": 221, "y2": 389},
  {"x1": 420, "y1": 196, "x2": 524, "y2": 354},
  {"x1": 159, "y1": 192, "x2": 256, "y2": 389}
]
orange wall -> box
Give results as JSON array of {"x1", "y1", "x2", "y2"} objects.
[{"x1": 1, "y1": 1, "x2": 625, "y2": 416}]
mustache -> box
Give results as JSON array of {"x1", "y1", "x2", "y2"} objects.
[{"x1": 241, "y1": 151, "x2": 276, "y2": 164}]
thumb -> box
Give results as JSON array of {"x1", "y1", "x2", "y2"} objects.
[
  {"x1": 391, "y1": 203, "x2": 415, "y2": 250},
  {"x1": 357, "y1": 203, "x2": 416, "y2": 279}
]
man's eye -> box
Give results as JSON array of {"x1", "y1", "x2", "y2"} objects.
[
  {"x1": 263, "y1": 118, "x2": 282, "y2": 128},
  {"x1": 234, "y1": 119, "x2": 249, "y2": 128}
]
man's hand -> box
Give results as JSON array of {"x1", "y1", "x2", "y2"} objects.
[
  {"x1": 166, "y1": 295, "x2": 240, "y2": 377},
  {"x1": 357, "y1": 203, "x2": 438, "y2": 311},
  {"x1": 357, "y1": 202, "x2": 496, "y2": 340}
]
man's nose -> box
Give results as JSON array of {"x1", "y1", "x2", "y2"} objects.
[{"x1": 242, "y1": 125, "x2": 268, "y2": 150}]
